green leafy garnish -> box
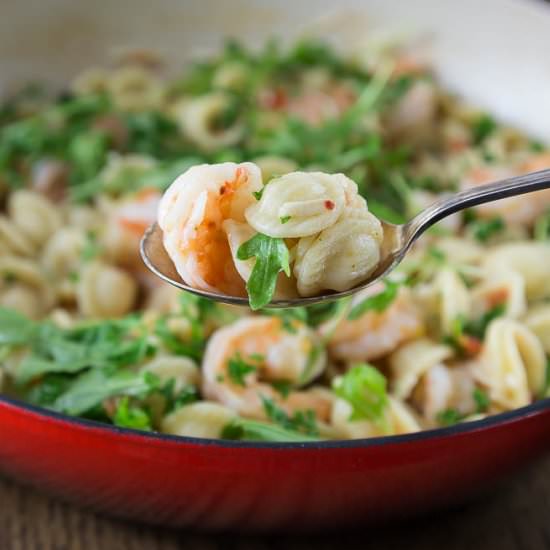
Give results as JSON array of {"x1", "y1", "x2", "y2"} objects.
[
  {"x1": 237, "y1": 233, "x2": 290, "y2": 310},
  {"x1": 52, "y1": 368, "x2": 157, "y2": 416},
  {"x1": 252, "y1": 187, "x2": 265, "y2": 201},
  {"x1": 271, "y1": 379, "x2": 292, "y2": 398},
  {"x1": 472, "y1": 114, "x2": 497, "y2": 145},
  {"x1": 534, "y1": 210, "x2": 550, "y2": 241},
  {"x1": 261, "y1": 396, "x2": 319, "y2": 436},
  {"x1": 221, "y1": 418, "x2": 321, "y2": 442},
  {"x1": 113, "y1": 396, "x2": 152, "y2": 431},
  {"x1": 348, "y1": 280, "x2": 400, "y2": 320},
  {"x1": 473, "y1": 388, "x2": 490, "y2": 413},
  {"x1": 436, "y1": 408, "x2": 464, "y2": 426},
  {"x1": 0, "y1": 308, "x2": 35, "y2": 345},
  {"x1": 333, "y1": 363, "x2": 388, "y2": 421},
  {"x1": 227, "y1": 353, "x2": 257, "y2": 386},
  {"x1": 279, "y1": 215, "x2": 291, "y2": 224},
  {"x1": 470, "y1": 216, "x2": 505, "y2": 242}
]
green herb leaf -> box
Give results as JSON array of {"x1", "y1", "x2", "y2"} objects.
[
  {"x1": 237, "y1": 233, "x2": 290, "y2": 310},
  {"x1": 473, "y1": 388, "x2": 490, "y2": 413},
  {"x1": 464, "y1": 303, "x2": 506, "y2": 340},
  {"x1": 279, "y1": 215, "x2": 291, "y2": 224},
  {"x1": 221, "y1": 418, "x2": 321, "y2": 442},
  {"x1": 227, "y1": 353, "x2": 257, "y2": 386},
  {"x1": 0, "y1": 307, "x2": 35, "y2": 346},
  {"x1": 52, "y1": 368, "x2": 156, "y2": 416},
  {"x1": 470, "y1": 216, "x2": 505, "y2": 242},
  {"x1": 113, "y1": 396, "x2": 152, "y2": 431},
  {"x1": 261, "y1": 396, "x2": 319, "y2": 436},
  {"x1": 252, "y1": 188, "x2": 264, "y2": 201},
  {"x1": 348, "y1": 280, "x2": 400, "y2": 320},
  {"x1": 472, "y1": 114, "x2": 497, "y2": 145},
  {"x1": 436, "y1": 408, "x2": 464, "y2": 426},
  {"x1": 333, "y1": 363, "x2": 388, "y2": 421}
]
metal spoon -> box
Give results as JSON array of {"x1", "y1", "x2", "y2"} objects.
[{"x1": 141, "y1": 168, "x2": 550, "y2": 308}]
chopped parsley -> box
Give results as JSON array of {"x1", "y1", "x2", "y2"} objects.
[
  {"x1": 279, "y1": 215, "x2": 291, "y2": 224},
  {"x1": 237, "y1": 233, "x2": 290, "y2": 310},
  {"x1": 261, "y1": 396, "x2": 319, "y2": 436},
  {"x1": 252, "y1": 187, "x2": 264, "y2": 201},
  {"x1": 227, "y1": 353, "x2": 257, "y2": 386}
]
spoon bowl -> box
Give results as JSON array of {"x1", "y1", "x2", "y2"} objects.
[{"x1": 141, "y1": 168, "x2": 550, "y2": 309}]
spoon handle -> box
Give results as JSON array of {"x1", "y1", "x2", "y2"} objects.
[{"x1": 404, "y1": 168, "x2": 550, "y2": 244}]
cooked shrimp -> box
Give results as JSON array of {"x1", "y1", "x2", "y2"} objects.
[
  {"x1": 412, "y1": 363, "x2": 477, "y2": 425},
  {"x1": 158, "y1": 162, "x2": 263, "y2": 296},
  {"x1": 322, "y1": 285, "x2": 424, "y2": 361},
  {"x1": 460, "y1": 153, "x2": 550, "y2": 225},
  {"x1": 103, "y1": 187, "x2": 161, "y2": 272},
  {"x1": 201, "y1": 316, "x2": 330, "y2": 421}
]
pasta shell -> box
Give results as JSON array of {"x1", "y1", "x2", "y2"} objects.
[
  {"x1": 245, "y1": 171, "x2": 353, "y2": 238},
  {"x1": 473, "y1": 318, "x2": 546, "y2": 409},
  {"x1": 389, "y1": 338, "x2": 453, "y2": 399}
]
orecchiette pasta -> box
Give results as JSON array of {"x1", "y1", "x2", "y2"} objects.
[
  {"x1": 482, "y1": 242, "x2": 550, "y2": 300},
  {"x1": 523, "y1": 305, "x2": 550, "y2": 355},
  {"x1": 245, "y1": 171, "x2": 353, "y2": 238},
  {"x1": 161, "y1": 402, "x2": 237, "y2": 439},
  {"x1": 293, "y1": 207, "x2": 383, "y2": 296},
  {"x1": 77, "y1": 261, "x2": 137, "y2": 318},
  {"x1": 331, "y1": 396, "x2": 421, "y2": 439},
  {"x1": 176, "y1": 92, "x2": 244, "y2": 151}
]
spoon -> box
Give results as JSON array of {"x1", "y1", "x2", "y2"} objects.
[{"x1": 141, "y1": 168, "x2": 550, "y2": 308}]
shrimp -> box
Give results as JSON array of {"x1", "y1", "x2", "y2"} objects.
[
  {"x1": 412, "y1": 362, "x2": 477, "y2": 425},
  {"x1": 322, "y1": 285, "x2": 424, "y2": 362},
  {"x1": 201, "y1": 316, "x2": 331, "y2": 421},
  {"x1": 158, "y1": 162, "x2": 262, "y2": 296},
  {"x1": 103, "y1": 187, "x2": 161, "y2": 273},
  {"x1": 460, "y1": 153, "x2": 550, "y2": 225}
]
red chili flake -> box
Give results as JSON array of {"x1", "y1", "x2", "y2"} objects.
[
  {"x1": 324, "y1": 200, "x2": 335, "y2": 210},
  {"x1": 460, "y1": 335, "x2": 482, "y2": 357},
  {"x1": 219, "y1": 185, "x2": 226, "y2": 195}
]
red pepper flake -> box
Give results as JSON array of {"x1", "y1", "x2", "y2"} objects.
[
  {"x1": 219, "y1": 185, "x2": 226, "y2": 195},
  {"x1": 459, "y1": 335, "x2": 482, "y2": 357},
  {"x1": 324, "y1": 200, "x2": 335, "y2": 210}
]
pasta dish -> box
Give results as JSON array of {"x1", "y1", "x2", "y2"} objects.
[{"x1": 0, "y1": 38, "x2": 549, "y2": 441}]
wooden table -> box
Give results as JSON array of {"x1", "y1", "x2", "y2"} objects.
[{"x1": 2, "y1": 456, "x2": 550, "y2": 550}]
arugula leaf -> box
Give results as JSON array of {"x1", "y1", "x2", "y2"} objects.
[
  {"x1": 0, "y1": 308, "x2": 35, "y2": 345},
  {"x1": 113, "y1": 397, "x2": 152, "y2": 431},
  {"x1": 221, "y1": 418, "x2": 321, "y2": 442},
  {"x1": 15, "y1": 317, "x2": 154, "y2": 383},
  {"x1": 473, "y1": 388, "x2": 490, "y2": 413},
  {"x1": 348, "y1": 280, "x2": 400, "y2": 320},
  {"x1": 333, "y1": 364, "x2": 388, "y2": 422},
  {"x1": 227, "y1": 353, "x2": 257, "y2": 386},
  {"x1": 52, "y1": 368, "x2": 156, "y2": 416},
  {"x1": 237, "y1": 233, "x2": 290, "y2": 310}
]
